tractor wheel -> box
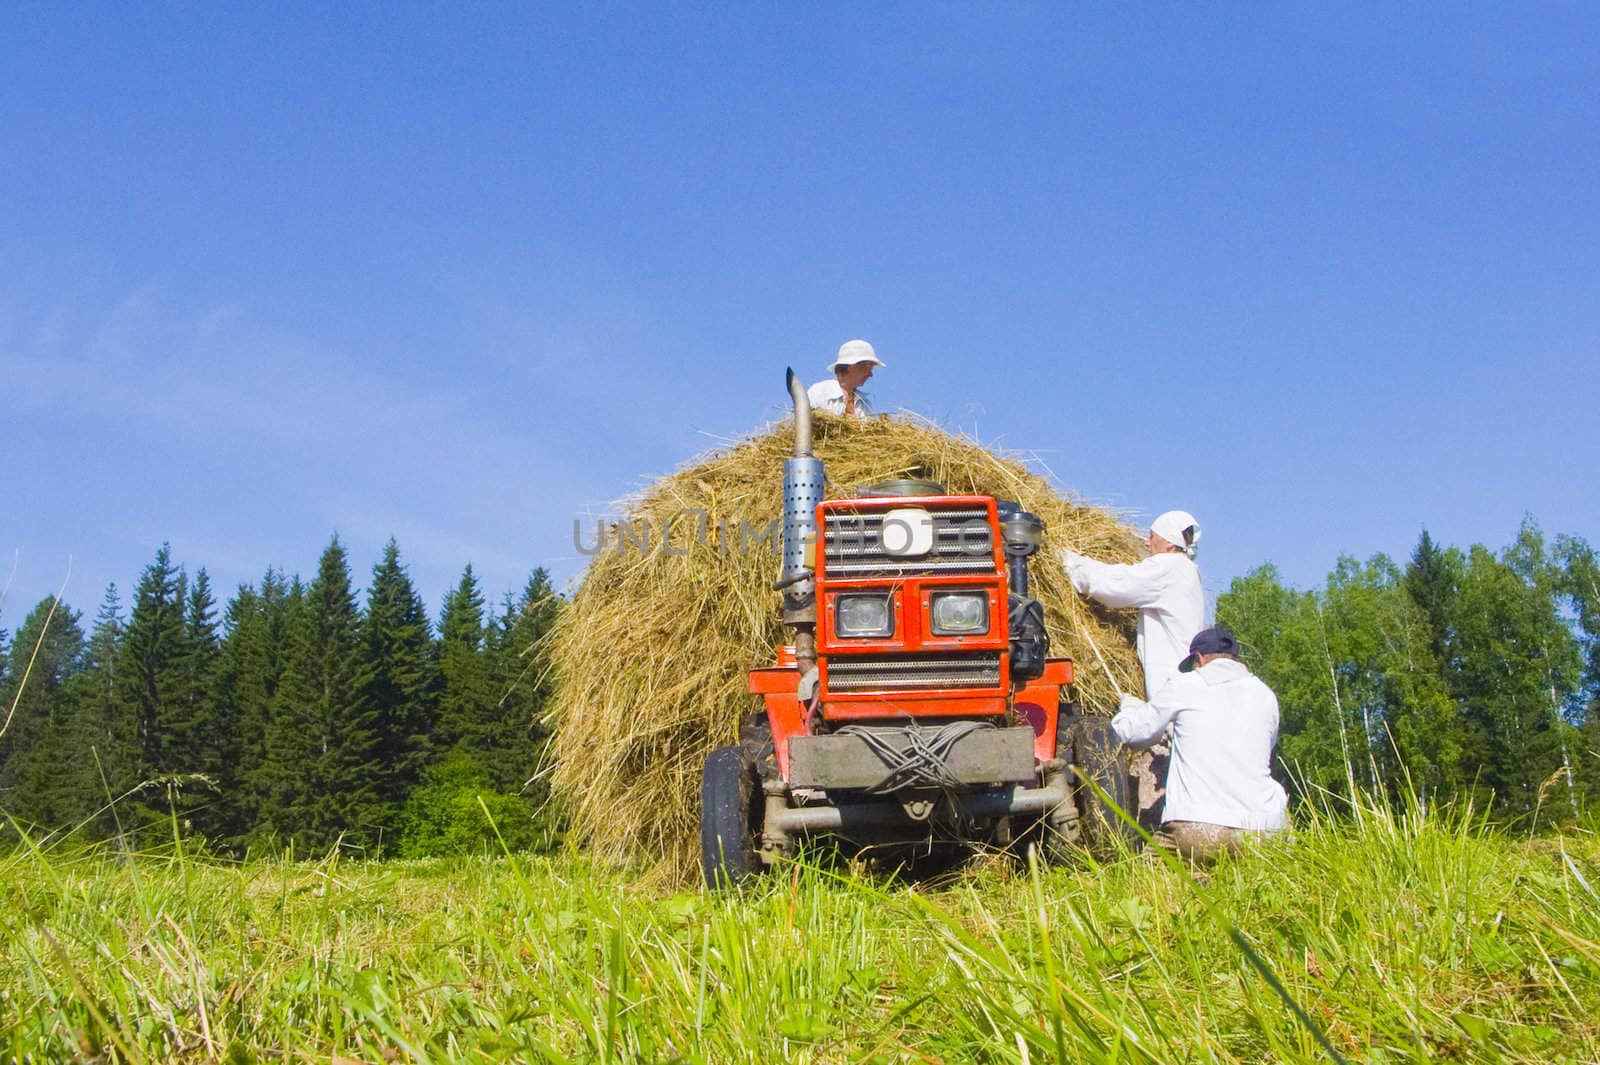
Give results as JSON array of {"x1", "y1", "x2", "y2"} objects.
[
  {"x1": 700, "y1": 744, "x2": 761, "y2": 890},
  {"x1": 1070, "y1": 716, "x2": 1136, "y2": 855}
]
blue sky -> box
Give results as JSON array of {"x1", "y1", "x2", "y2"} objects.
[{"x1": 3, "y1": 6, "x2": 1597, "y2": 628}]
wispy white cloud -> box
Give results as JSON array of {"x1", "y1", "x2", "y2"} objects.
[
  {"x1": 4, "y1": 285, "x2": 576, "y2": 480},
  {"x1": 2, "y1": 284, "x2": 611, "y2": 615}
]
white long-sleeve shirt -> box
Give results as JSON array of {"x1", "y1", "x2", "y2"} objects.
[
  {"x1": 1112, "y1": 658, "x2": 1288, "y2": 831},
  {"x1": 807, "y1": 378, "x2": 872, "y2": 416},
  {"x1": 1060, "y1": 549, "x2": 1203, "y2": 697}
]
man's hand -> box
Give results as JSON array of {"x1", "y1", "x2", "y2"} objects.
[
  {"x1": 1059, "y1": 548, "x2": 1092, "y2": 594},
  {"x1": 1111, "y1": 691, "x2": 1170, "y2": 748}
]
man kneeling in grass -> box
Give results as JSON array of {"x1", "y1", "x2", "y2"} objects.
[{"x1": 1110, "y1": 626, "x2": 1289, "y2": 862}]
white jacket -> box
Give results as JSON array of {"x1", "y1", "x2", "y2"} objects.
[
  {"x1": 1112, "y1": 659, "x2": 1288, "y2": 830},
  {"x1": 807, "y1": 378, "x2": 872, "y2": 416},
  {"x1": 1060, "y1": 549, "x2": 1203, "y2": 697}
]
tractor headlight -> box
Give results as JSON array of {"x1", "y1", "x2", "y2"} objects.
[
  {"x1": 836, "y1": 594, "x2": 893, "y2": 637},
  {"x1": 931, "y1": 591, "x2": 989, "y2": 635}
]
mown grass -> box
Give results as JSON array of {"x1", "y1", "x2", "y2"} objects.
[{"x1": 3, "y1": 799, "x2": 1598, "y2": 1063}]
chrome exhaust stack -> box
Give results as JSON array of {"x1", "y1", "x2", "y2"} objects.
[
  {"x1": 786, "y1": 367, "x2": 813, "y2": 460},
  {"x1": 781, "y1": 368, "x2": 823, "y2": 681}
]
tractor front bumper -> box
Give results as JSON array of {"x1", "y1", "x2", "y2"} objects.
[{"x1": 759, "y1": 766, "x2": 1073, "y2": 853}]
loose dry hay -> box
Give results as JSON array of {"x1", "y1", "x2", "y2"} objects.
[{"x1": 546, "y1": 413, "x2": 1146, "y2": 884}]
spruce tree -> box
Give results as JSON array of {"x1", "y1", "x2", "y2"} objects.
[
  {"x1": 360, "y1": 540, "x2": 437, "y2": 825},
  {"x1": 435, "y1": 565, "x2": 494, "y2": 755},
  {"x1": 243, "y1": 574, "x2": 304, "y2": 847},
  {"x1": 268, "y1": 540, "x2": 381, "y2": 852},
  {"x1": 1405, "y1": 529, "x2": 1461, "y2": 668},
  {"x1": 58, "y1": 585, "x2": 135, "y2": 835},
  {"x1": 215, "y1": 570, "x2": 296, "y2": 845},
  {"x1": 0, "y1": 597, "x2": 85, "y2": 831},
  {"x1": 484, "y1": 569, "x2": 561, "y2": 799},
  {"x1": 398, "y1": 568, "x2": 561, "y2": 856},
  {"x1": 394, "y1": 566, "x2": 509, "y2": 855},
  {"x1": 117, "y1": 545, "x2": 189, "y2": 784},
  {"x1": 171, "y1": 569, "x2": 226, "y2": 837}
]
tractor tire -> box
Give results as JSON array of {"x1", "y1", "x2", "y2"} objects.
[
  {"x1": 1070, "y1": 716, "x2": 1136, "y2": 856},
  {"x1": 700, "y1": 744, "x2": 761, "y2": 890},
  {"x1": 738, "y1": 712, "x2": 776, "y2": 779},
  {"x1": 1037, "y1": 712, "x2": 1081, "y2": 864}
]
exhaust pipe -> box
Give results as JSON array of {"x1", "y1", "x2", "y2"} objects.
[
  {"x1": 781, "y1": 368, "x2": 823, "y2": 677},
  {"x1": 786, "y1": 367, "x2": 813, "y2": 458}
]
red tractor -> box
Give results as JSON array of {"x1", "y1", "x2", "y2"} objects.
[{"x1": 700, "y1": 372, "x2": 1132, "y2": 888}]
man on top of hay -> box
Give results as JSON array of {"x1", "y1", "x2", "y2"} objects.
[
  {"x1": 807, "y1": 338, "x2": 884, "y2": 416},
  {"x1": 1060, "y1": 509, "x2": 1205, "y2": 831},
  {"x1": 1110, "y1": 625, "x2": 1289, "y2": 862}
]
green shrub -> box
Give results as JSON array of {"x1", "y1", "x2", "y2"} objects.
[{"x1": 396, "y1": 752, "x2": 548, "y2": 857}]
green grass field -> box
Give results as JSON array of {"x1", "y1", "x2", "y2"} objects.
[{"x1": 4, "y1": 800, "x2": 1598, "y2": 1064}]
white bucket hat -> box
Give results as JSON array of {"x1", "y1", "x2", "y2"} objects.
[
  {"x1": 830, "y1": 339, "x2": 885, "y2": 371},
  {"x1": 1151, "y1": 510, "x2": 1201, "y2": 558}
]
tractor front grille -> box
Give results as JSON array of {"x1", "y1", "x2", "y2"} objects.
[
  {"x1": 822, "y1": 505, "x2": 996, "y2": 577},
  {"x1": 825, "y1": 651, "x2": 1003, "y2": 693}
]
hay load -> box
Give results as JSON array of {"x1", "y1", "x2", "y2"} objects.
[{"x1": 547, "y1": 414, "x2": 1146, "y2": 882}]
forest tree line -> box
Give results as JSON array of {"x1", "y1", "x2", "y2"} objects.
[
  {"x1": 1217, "y1": 520, "x2": 1600, "y2": 823},
  {"x1": 2, "y1": 518, "x2": 1598, "y2": 856},
  {"x1": 0, "y1": 538, "x2": 560, "y2": 856}
]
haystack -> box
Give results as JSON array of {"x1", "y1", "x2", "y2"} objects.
[{"x1": 546, "y1": 414, "x2": 1146, "y2": 883}]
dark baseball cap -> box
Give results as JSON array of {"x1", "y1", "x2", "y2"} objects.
[{"x1": 1178, "y1": 626, "x2": 1239, "y2": 673}]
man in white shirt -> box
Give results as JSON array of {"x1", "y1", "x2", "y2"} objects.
[
  {"x1": 1061, "y1": 510, "x2": 1204, "y2": 830},
  {"x1": 808, "y1": 339, "x2": 883, "y2": 416},
  {"x1": 1060, "y1": 510, "x2": 1204, "y2": 696},
  {"x1": 1112, "y1": 626, "x2": 1289, "y2": 862}
]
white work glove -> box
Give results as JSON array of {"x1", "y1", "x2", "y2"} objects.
[
  {"x1": 1059, "y1": 549, "x2": 1091, "y2": 594},
  {"x1": 1117, "y1": 692, "x2": 1145, "y2": 716}
]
